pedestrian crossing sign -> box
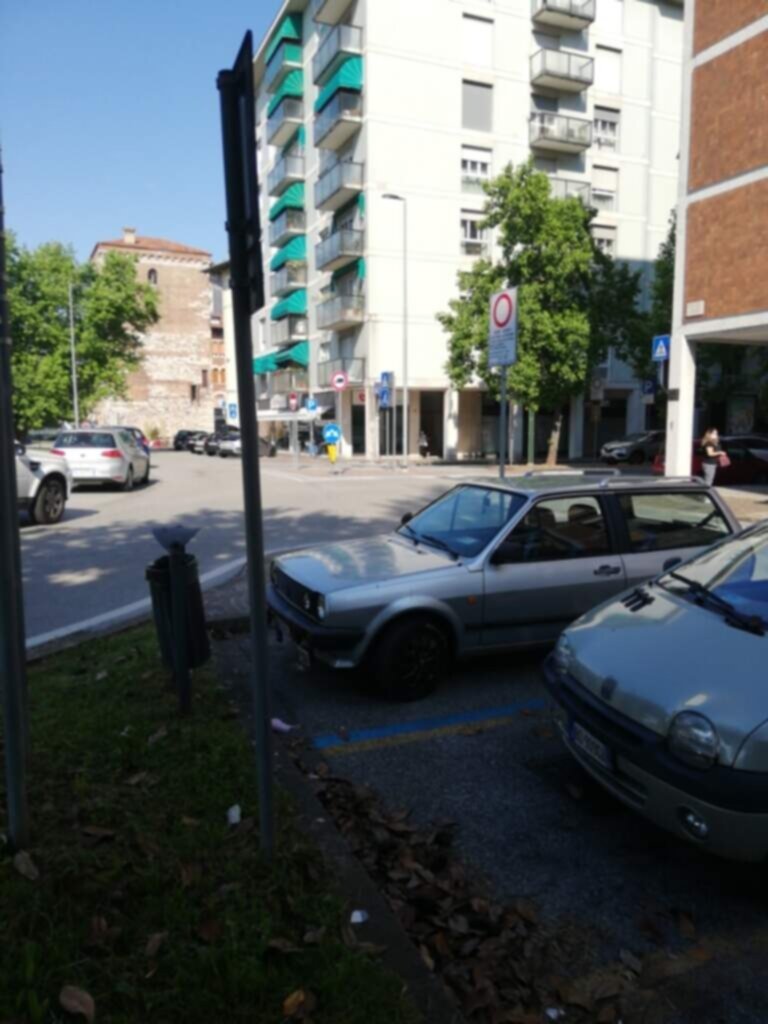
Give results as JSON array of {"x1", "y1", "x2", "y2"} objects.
[{"x1": 652, "y1": 334, "x2": 670, "y2": 362}]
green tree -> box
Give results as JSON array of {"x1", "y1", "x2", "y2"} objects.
[
  {"x1": 6, "y1": 237, "x2": 159, "y2": 433},
  {"x1": 438, "y1": 162, "x2": 644, "y2": 464}
]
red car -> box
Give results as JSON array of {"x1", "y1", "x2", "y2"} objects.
[{"x1": 652, "y1": 434, "x2": 768, "y2": 485}]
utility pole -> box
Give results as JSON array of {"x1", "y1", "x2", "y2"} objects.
[
  {"x1": 0, "y1": 145, "x2": 31, "y2": 849},
  {"x1": 68, "y1": 282, "x2": 80, "y2": 425}
]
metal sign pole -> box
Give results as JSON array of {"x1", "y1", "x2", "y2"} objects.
[
  {"x1": 68, "y1": 282, "x2": 80, "y2": 426},
  {"x1": 217, "y1": 34, "x2": 273, "y2": 858},
  {"x1": 0, "y1": 146, "x2": 30, "y2": 849},
  {"x1": 499, "y1": 372, "x2": 507, "y2": 479}
]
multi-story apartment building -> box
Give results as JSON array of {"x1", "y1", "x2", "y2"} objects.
[
  {"x1": 91, "y1": 229, "x2": 216, "y2": 438},
  {"x1": 666, "y1": 1, "x2": 768, "y2": 475},
  {"x1": 253, "y1": 0, "x2": 684, "y2": 460}
]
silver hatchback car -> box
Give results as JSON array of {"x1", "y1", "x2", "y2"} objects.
[
  {"x1": 267, "y1": 474, "x2": 739, "y2": 700},
  {"x1": 52, "y1": 428, "x2": 150, "y2": 489}
]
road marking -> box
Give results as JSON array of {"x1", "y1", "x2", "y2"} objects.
[{"x1": 312, "y1": 697, "x2": 548, "y2": 756}]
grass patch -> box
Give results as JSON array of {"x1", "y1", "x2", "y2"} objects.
[{"x1": 0, "y1": 626, "x2": 419, "y2": 1023}]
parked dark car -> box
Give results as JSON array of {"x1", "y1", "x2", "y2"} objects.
[
  {"x1": 601, "y1": 430, "x2": 665, "y2": 465},
  {"x1": 186, "y1": 432, "x2": 209, "y2": 453},
  {"x1": 174, "y1": 429, "x2": 204, "y2": 451},
  {"x1": 653, "y1": 435, "x2": 768, "y2": 485}
]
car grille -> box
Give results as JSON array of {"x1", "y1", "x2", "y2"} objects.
[
  {"x1": 273, "y1": 566, "x2": 317, "y2": 619},
  {"x1": 561, "y1": 673, "x2": 650, "y2": 751},
  {"x1": 621, "y1": 587, "x2": 655, "y2": 613}
]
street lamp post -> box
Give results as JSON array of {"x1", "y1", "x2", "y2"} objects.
[
  {"x1": 68, "y1": 282, "x2": 80, "y2": 426},
  {"x1": 383, "y1": 194, "x2": 408, "y2": 464}
]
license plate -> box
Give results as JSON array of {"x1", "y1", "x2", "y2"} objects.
[{"x1": 571, "y1": 721, "x2": 613, "y2": 772}]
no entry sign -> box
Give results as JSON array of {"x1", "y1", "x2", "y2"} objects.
[
  {"x1": 489, "y1": 287, "x2": 518, "y2": 367},
  {"x1": 331, "y1": 370, "x2": 349, "y2": 392}
]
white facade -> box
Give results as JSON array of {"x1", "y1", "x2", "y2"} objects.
[{"x1": 253, "y1": 0, "x2": 684, "y2": 460}]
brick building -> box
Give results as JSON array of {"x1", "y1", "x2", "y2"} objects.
[
  {"x1": 666, "y1": 1, "x2": 768, "y2": 474},
  {"x1": 90, "y1": 229, "x2": 218, "y2": 439}
]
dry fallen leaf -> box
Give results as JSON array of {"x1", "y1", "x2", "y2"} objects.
[
  {"x1": 147, "y1": 725, "x2": 168, "y2": 747},
  {"x1": 181, "y1": 816, "x2": 200, "y2": 827},
  {"x1": 13, "y1": 850, "x2": 39, "y2": 881},
  {"x1": 419, "y1": 944, "x2": 435, "y2": 971},
  {"x1": 145, "y1": 931, "x2": 168, "y2": 958},
  {"x1": 619, "y1": 948, "x2": 643, "y2": 974},
  {"x1": 125, "y1": 771, "x2": 149, "y2": 786},
  {"x1": 86, "y1": 916, "x2": 109, "y2": 948},
  {"x1": 95, "y1": 670, "x2": 109, "y2": 682},
  {"x1": 81, "y1": 826, "x2": 116, "y2": 842},
  {"x1": 59, "y1": 985, "x2": 96, "y2": 1023},
  {"x1": 282, "y1": 989, "x2": 317, "y2": 1017}
]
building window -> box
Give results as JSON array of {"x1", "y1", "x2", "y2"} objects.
[
  {"x1": 461, "y1": 145, "x2": 492, "y2": 193},
  {"x1": 190, "y1": 384, "x2": 199, "y2": 402},
  {"x1": 594, "y1": 47, "x2": 622, "y2": 94},
  {"x1": 594, "y1": 107, "x2": 620, "y2": 151},
  {"x1": 147, "y1": 268, "x2": 158, "y2": 285},
  {"x1": 462, "y1": 15, "x2": 493, "y2": 68},
  {"x1": 462, "y1": 81, "x2": 493, "y2": 133},
  {"x1": 212, "y1": 326, "x2": 224, "y2": 340},
  {"x1": 592, "y1": 166, "x2": 618, "y2": 212},
  {"x1": 460, "y1": 211, "x2": 488, "y2": 256},
  {"x1": 202, "y1": 369, "x2": 209, "y2": 388},
  {"x1": 221, "y1": 368, "x2": 226, "y2": 387},
  {"x1": 593, "y1": 224, "x2": 617, "y2": 258}
]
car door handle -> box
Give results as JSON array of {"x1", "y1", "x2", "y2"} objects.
[{"x1": 594, "y1": 565, "x2": 622, "y2": 577}]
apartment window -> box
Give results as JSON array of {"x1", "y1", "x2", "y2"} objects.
[
  {"x1": 461, "y1": 145, "x2": 492, "y2": 193},
  {"x1": 462, "y1": 81, "x2": 493, "y2": 132},
  {"x1": 201, "y1": 369, "x2": 209, "y2": 388},
  {"x1": 462, "y1": 15, "x2": 493, "y2": 68},
  {"x1": 534, "y1": 157, "x2": 558, "y2": 175},
  {"x1": 147, "y1": 268, "x2": 158, "y2": 286},
  {"x1": 594, "y1": 47, "x2": 622, "y2": 94},
  {"x1": 594, "y1": 107, "x2": 620, "y2": 151},
  {"x1": 460, "y1": 211, "x2": 488, "y2": 255},
  {"x1": 593, "y1": 224, "x2": 617, "y2": 257},
  {"x1": 190, "y1": 384, "x2": 199, "y2": 402},
  {"x1": 592, "y1": 166, "x2": 618, "y2": 212},
  {"x1": 221, "y1": 368, "x2": 226, "y2": 386}
]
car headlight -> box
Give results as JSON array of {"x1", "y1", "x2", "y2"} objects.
[
  {"x1": 553, "y1": 634, "x2": 572, "y2": 677},
  {"x1": 317, "y1": 595, "x2": 326, "y2": 621},
  {"x1": 668, "y1": 712, "x2": 719, "y2": 770}
]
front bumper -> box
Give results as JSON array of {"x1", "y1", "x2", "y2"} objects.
[
  {"x1": 543, "y1": 655, "x2": 768, "y2": 861},
  {"x1": 601, "y1": 450, "x2": 627, "y2": 463},
  {"x1": 267, "y1": 584, "x2": 365, "y2": 668}
]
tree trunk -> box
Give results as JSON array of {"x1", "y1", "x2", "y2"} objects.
[{"x1": 546, "y1": 410, "x2": 563, "y2": 467}]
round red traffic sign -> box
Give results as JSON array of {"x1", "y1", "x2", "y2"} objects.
[
  {"x1": 331, "y1": 370, "x2": 349, "y2": 392},
  {"x1": 492, "y1": 291, "x2": 514, "y2": 329},
  {"x1": 288, "y1": 391, "x2": 299, "y2": 411}
]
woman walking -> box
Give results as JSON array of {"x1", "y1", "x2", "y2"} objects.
[{"x1": 700, "y1": 427, "x2": 724, "y2": 486}]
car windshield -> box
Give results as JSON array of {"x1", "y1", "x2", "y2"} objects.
[
  {"x1": 398, "y1": 485, "x2": 527, "y2": 558},
  {"x1": 54, "y1": 432, "x2": 117, "y2": 448},
  {"x1": 659, "y1": 523, "x2": 768, "y2": 627}
]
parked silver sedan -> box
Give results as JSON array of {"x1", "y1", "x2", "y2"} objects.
[
  {"x1": 15, "y1": 442, "x2": 73, "y2": 524},
  {"x1": 52, "y1": 429, "x2": 150, "y2": 489},
  {"x1": 267, "y1": 474, "x2": 739, "y2": 700},
  {"x1": 544, "y1": 522, "x2": 768, "y2": 861}
]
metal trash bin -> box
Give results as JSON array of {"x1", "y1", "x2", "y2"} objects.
[{"x1": 145, "y1": 553, "x2": 210, "y2": 669}]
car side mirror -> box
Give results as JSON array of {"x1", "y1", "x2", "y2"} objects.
[
  {"x1": 663, "y1": 557, "x2": 682, "y2": 572},
  {"x1": 401, "y1": 512, "x2": 413, "y2": 526}
]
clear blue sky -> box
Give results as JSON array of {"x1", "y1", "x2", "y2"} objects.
[{"x1": 1, "y1": 1, "x2": 275, "y2": 262}]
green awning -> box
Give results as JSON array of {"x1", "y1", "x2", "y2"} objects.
[
  {"x1": 274, "y1": 340, "x2": 309, "y2": 367},
  {"x1": 265, "y1": 13, "x2": 302, "y2": 64},
  {"x1": 270, "y1": 235, "x2": 307, "y2": 271},
  {"x1": 253, "y1": 352, "x2": 279, "y2": 374},
  {"x1": 270, "y1": 289, "x2": 307, "y2": 321},
  {"x1": 267, "y1": 41, "x2": 302, "y2": 72},
  {"x1": 269, "y1": 182, "x2": 305, "y2": 220},
  {"x1": 357, "y1": 192, "x2": 365, "y2": 216},
  {"x1": 314, "y1": 56, "x2": 363, "y2": 113},
  {"x1": 267, "y1": 69, "x2": 303, "y2": 116},
  {"x1": 331, "y1": 258, "x2": 365, "y2": 284},
  {"x1": 282, "y1": 125, "x2": 305, "y2": 154}
]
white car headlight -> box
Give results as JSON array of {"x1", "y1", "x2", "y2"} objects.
[
  {"x1": 316, "y1": 595, "x2": 326, "y2": 621},
  {"x1": 668, "y1": 712, "x2": 719, "y2": 770},
  {"x1": 553, "y1": 634, "x2": 572, "y2": 677}
]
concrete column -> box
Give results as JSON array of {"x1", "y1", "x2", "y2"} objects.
[
  {"x1": 337, "y1": 391, "x2": 353, "y2": 458},
  {"x1": 407, "y1": 389, "x2": 420, "y2": 458},
  {"x1": 626, "y1": 388, "x2": 645, "y2": 435},
  {"x1": 568, "y1": 395, "x2": 584, "y2": 460},
  {"x1": 443, "y1": 389, "x2": 459, "y2": 461},
  {"x1": 365, "y1": 387, "x2": 379, "y2": 459},
  {"x1": 665, "y1": 333, "x2": 696, "y2": 476},
  {"x1": 511, "y1": 404, "x2": 524, "y2": 463}
]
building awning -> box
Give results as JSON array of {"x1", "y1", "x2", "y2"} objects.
[
  {"x1": 275, "y1": 340, "x2": 309, "y2": 367},
  {"x1": 265, "y1": 12, "x2": 302, "y2": 64},
  {"x1": 314, "y1": 56, "x2": 363, "y2": 113},
  {"x1": 283, "y1": 124, "x2": 306, "y2": 154},
  {"x1": 331, "y1": 257, "x2": 365, "y2": 284},
  {"x1": 267, "y1": 69, "x2": 303, "y2": 117},
  {"x1": 271, "y1": 289, "x2": 308, "y2": 321},
  {"x1": 253, "y1": 352, "x2": 279, "y2": 374},
  {"x1": 270, "y1": 234, "x2": 307, "y2": 271},
  {"x1": 269, "y1": 182, "x2": 305, "y2": 221}
]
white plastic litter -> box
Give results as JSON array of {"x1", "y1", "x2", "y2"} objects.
[
  {"x1": 271, "y1": 718, "x2": 296, "y2": 733},
  {"x1": 227, "y1": 804, "x2": 242, "y2": 826},
  {"x1": 350, "y1": 909, "x2": 369, "y2": 925}
]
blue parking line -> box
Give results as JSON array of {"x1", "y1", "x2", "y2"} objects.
[{"x1": 312, "y1": 697, "x2": 548, "y2": 751}]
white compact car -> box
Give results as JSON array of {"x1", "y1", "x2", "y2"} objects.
[
  {"x1": 16, "y1": 442, "x2": 73, "y2": 524},
  {"x1": 51, "y1": 428, "x2": 150, "y2": 489}
]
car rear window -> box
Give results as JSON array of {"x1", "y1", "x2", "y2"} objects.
[
  {"x1": 618, "y1": 491, "x2": 731, "y2": 553},
  {"x1": 54, "y1": 432, "x2": 117, "y2": 448}
]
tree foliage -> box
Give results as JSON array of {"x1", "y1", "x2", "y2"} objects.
[
  {"x1": 438, "y1": 162, "x2": 645, "y2": 462},
  {"x1": 6, "y1": 237, "x2": 159, "y2": 432}
]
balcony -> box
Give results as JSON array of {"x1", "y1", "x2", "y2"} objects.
[
  {"x1": 549, "y1": 177, "x2": 592, "y2": 203},
  {"x1": 269, "y1": 208, "x2": 306, "y2": 248},
  {"x1": 531, "y1": 0, "x2": 596, "y2": 32},
  {"x1": 314, "y1": 90, "x2": 362, "y2": 149},
  {"x1": 267, "y1": 97, "x2": 304, "y2": 147},
  {"x1": 313, "y1": 0, "x2": 354, "y2": 26},
  {"x1": 313, "y1": 24, "x2": 363, "y2": 83},
  {"x1": 315, "y1": 160, "x2": 363, "y2": 211},
  {"x1": 530, "y1": 49, "x2": 594, "y2": 92},
  {"x1": 460, "y1": 239, "x2": 489, "y2": 257},
  {"x1": 271, "y1": 316, "x2": 309, "y2": 347},
  {"x1": 264, "y1": 41, "x2": 303, "y2": 93},
  {"x1": 318, "y1": 357, "x2": 365, "y2": 387},
  {"x1": 529, "y1": 112, "x2": 592, "y2": 153},
  {"x1": 267, "y1": 153, "x2": 305, "y2": 196},
  {"x1": 271, "y1": 263, "x2": 308, "y2": 297},
  {"x1": 317, "y1": 294, "x2": 365, "y2": 331},
  {"x1": 316, "y1": 228, "x2": 364, "y2": 272}
]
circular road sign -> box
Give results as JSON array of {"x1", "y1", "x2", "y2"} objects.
[
  {"x1": 288, "y1": 391, "x2": 299, "y2": 411},
  {"x1": 492, "y1": 291, "x2": 514, "y2": 329},
  {"x1": 331, "y1": 370, "x2": 349, "y2": 392},
  {"x1": 322, "y1": 422, "x2": 342, "y2": 445}
]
